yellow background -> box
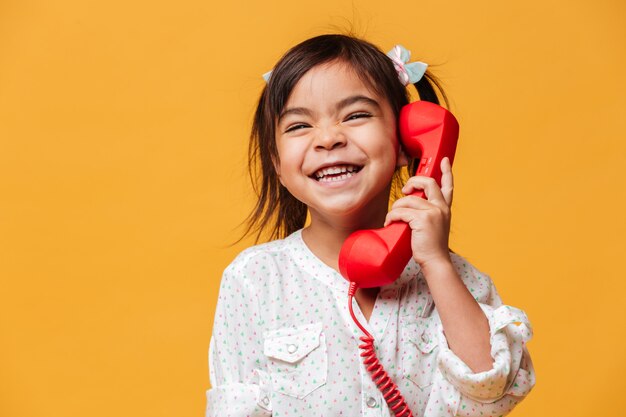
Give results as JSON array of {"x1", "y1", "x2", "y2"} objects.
[{"x1": 1, "y1": 0, "x2": 624, "y2": 416}]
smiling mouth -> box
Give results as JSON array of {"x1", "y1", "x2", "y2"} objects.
[{"x1": 311, "y1": 164, "x2": 363, "y2": 182}]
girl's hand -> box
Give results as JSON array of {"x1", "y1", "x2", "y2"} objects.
[{"x1": 383, "y1": 157, "x2": 454, "y2": 270}]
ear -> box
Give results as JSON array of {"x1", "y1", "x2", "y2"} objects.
[
  {"x1": 272, "y1": 155, "x2": 285, "y2": 186},
  {"x1": 396, "y1": 146, "x2": 409, "y2": 168}
]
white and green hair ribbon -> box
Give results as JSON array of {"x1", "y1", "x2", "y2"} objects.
[{"x1": 386, "y1": 45, "x2": 428, "y2": 86}]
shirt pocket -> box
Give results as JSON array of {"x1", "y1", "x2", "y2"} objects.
[
  {"x1": 263, "y1": 322, "x2": 328, "y2": 399},
  {"x1": 401, "y1": 316, "x2": 439, "y2": 389}
]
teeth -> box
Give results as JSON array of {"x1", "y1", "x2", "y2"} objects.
[
  {"x1": 314, "y1": 164, "x2": 360, "y2": 179},
  {"x1": 318, "y1": 172, "x2": 354, "y2": 182}
]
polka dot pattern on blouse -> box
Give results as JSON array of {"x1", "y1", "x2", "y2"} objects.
[{"x1": 206, "y1": 229, "x2": 535, "y2": 417}]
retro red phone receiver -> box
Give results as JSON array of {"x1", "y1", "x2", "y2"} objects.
[
  {"x1": 339, "y1": 101, "x2": 459, "y2": 288},
  {"x1": 339, "y1": 101, "x2": 459, "y2": 417}
]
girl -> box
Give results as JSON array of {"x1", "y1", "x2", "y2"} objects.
[{"x1": 206, "y1": 34, "x2": 535, "y2": 417}]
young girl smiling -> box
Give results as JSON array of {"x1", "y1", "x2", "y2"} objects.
[{"x1": 206, "y1": 34, "x2": 535, "y2": 417}]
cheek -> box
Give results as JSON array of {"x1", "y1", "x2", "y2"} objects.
[
  {"x1": 383, "y1": 124, "x2": 402, "y2": 160},
  {"x1": 275, "y1": 142, "x2": 307, "y2": 175},
  {"x1": 366, "y1": 125, "x2": 400, "y2": 157}
]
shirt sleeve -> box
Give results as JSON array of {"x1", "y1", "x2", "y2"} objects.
[
  {"x1": 206, "y1": 257, "x2": 272, "y2": 417},
  {"x1": 428, "y1": 254, "x2": 536, "y2": 416}
]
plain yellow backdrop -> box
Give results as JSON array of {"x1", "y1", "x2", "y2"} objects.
[{"x1": 1, "y1": 0, "x2": 625, "y2": 416}]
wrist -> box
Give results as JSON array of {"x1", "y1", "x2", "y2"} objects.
[{"x1": 419, "y1": 254, "x2": 454, "y2": 280}]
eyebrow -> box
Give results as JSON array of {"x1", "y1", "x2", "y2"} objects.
[{"x1": 278, "y1": 95, "x2": 381, "y2": 123}]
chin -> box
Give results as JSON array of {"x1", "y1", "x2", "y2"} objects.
[{"x1": 312, "y1": 198, "x2": 381, "y2": 222}]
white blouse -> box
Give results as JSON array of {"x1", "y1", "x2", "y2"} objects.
[{"x1": 206, "y1": 229, "x2": 535, "y2": 417}]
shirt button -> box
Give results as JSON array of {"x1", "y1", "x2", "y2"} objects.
[
  {"x1": 366, "y1": 396, "x2": 378, "y2": 408},
  {"x1": 421, "y1": 330, "x2": 430, "y2": 344},
  {"x1": 287, "y1": 344, "x2": 298, "y2": 353},
  {"x1": 261, "y1": 396, "x2": 270, "y2": 406}
]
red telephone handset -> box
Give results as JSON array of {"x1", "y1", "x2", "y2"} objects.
[
  {"x1": 339, "y1": 101, "x2": 459, "y2": 288},
  {"x1": 338, "y1": 101, "x2": 459, "y2": 417}
]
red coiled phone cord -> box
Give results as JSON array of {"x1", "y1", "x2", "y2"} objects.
[{"x1": 348, "y1": 281, "x2": 414, "y2": 417}]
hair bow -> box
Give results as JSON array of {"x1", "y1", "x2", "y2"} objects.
[{"x1": 386, "y1": 45, "x2": 428, "y2": 86}]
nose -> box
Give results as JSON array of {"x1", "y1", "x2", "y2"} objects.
[{"x1": 314, "y1": 125, "x2": 346, "y2": 151}]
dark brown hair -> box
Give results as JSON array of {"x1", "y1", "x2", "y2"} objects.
[{"x1": 241, "y1": 34, "x2": 449, "y2": 243}]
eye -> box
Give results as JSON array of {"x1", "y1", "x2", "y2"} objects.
[
  {"x1": 345, "y1": 112, "x2": 372, "y2": 122},
  {"x1": 284, "y1": 123, "x2": 310, "y2": 133}
]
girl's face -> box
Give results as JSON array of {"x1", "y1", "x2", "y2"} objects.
[{"x1": 274, "y1": 60, "x2": 407, "y2": 227}]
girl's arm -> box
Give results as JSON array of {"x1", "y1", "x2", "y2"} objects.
[
  {"x1": 424, "y1": 255, "x2": 535, "y2": 416},
  {"x1": 386, "y1": 158, "x2": 534, "y2": 414},
  {"x1": 420, "y1": 259, "x2": 493, "y2": 372},
  {"x1": 384, "y1": 157, "x2": 493, "y2": 371}
]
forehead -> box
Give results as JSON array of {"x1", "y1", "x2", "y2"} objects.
[{"x1": 285, "y1": 61, "x2": 382, "y2": 107}]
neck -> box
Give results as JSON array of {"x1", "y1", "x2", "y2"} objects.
[{"x1": 302, "y1": 203, "x2": 388, "y2": 273}]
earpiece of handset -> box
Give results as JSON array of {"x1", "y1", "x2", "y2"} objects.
[{"x1": 339, "y1": 101, "x2": 459, "y2": 288}]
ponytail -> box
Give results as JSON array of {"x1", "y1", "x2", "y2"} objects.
[{"x1": 414, "y1": 71, "x2": 450, "y2": 108}]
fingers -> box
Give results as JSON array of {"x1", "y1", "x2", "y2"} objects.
[
  {"x1": 384, "y1": 207, "x2": 421, "y2": 228},
  {"x1": 385, "y1": 194, "x2": 450, "y2": 227},
  {"x1": 440, "y1": 157, "x2": 454, "y2": 206},
  {"x1": 391, "y1": 194, "x2": 435, "y2": 210},
  {"x1": 401, "y1": 157, "x2": 454, "y2": 208},
  {"x1": 401, "y1": 176, "x2": 443, "y2": 204},
  {"x1": 384, "y1": 204, "x2": 450, "y2": 228}
]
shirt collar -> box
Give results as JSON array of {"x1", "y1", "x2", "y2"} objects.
[{"x1": 286, "y1": 229, "x2": 421, "y2": 294}]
